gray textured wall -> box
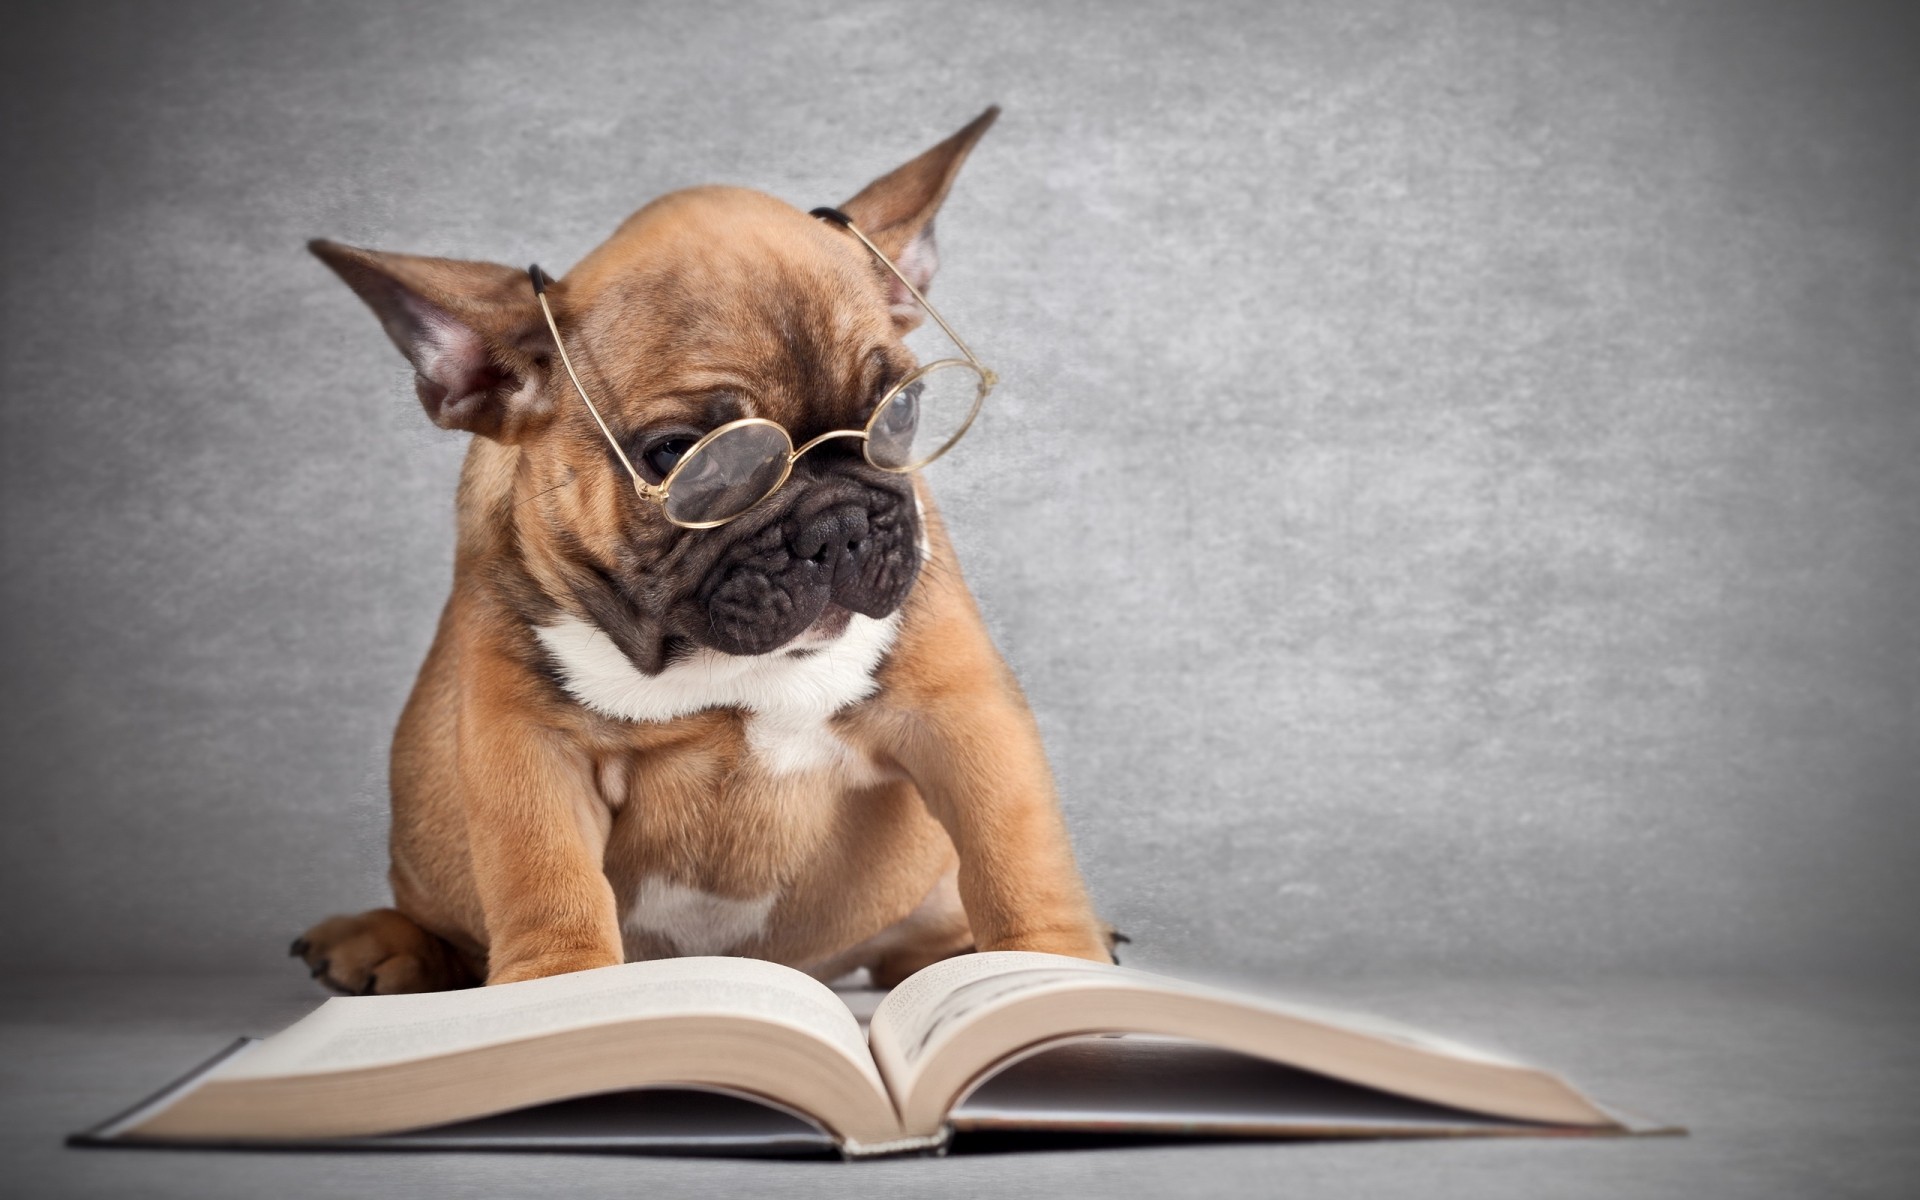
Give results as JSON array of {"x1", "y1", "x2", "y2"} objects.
[{"x1": 3, "y1": 0, "x2": 1913, "y2": 980}]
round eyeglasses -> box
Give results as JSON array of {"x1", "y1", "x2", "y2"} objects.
[{"x1": 529, "y1": 208, "x2": 997, "y2": 530}]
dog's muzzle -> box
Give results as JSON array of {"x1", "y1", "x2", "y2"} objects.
[{"x1": 697, "y1": 485, "x2": 919, "y2": 655}]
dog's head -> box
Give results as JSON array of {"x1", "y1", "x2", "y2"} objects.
[{"x1": 312, "y1": 109, "x2": 998, "y2": 672}]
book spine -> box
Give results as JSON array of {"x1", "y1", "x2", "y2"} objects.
[
  {"x1": 836, "y1": 1125, "x2": 953, "y2": 1160},
  {"x1": 68, "y1": 1038, "x2": 262, "y2": 1145}
]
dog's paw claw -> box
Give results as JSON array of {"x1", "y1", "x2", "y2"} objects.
[
  {"x1": 309, "y1": 959, "x2": 331, "y2": 980},
  {"x1": 289, "y1": 937, "x2": 310, "y2": 958},
  {"x1": 358, "y1": 975, "x2": 379, "y2": 996}
]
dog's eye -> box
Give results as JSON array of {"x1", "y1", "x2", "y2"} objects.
[{"x1": 644, "y1": 437, "x2": 697, "y2": 479}]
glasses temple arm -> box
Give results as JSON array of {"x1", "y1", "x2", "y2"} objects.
[
  {"x1": 809, "y1": 210, "x2": 994, "y2": 383},
  {"x1": 528, "y1": 265, "x2": 649, "y2": 489}
]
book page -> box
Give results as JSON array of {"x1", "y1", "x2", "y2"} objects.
[
  {"x1": 870, "y1": 952, "x2": 1611, "y2": 1134},
  {"x1": 873, "y1": 952, "x2": 1521, "y2": 1084},
  {"x1": 869, "y1": 952, "x2": 1113, "y2": 1083},
  {"x1": 222, "y1": 957, "x2": 877, "y2": 1086}
]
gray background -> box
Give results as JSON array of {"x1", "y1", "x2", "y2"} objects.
[
  {"x1": 3, "y1": 0, "x2": 1915, "y2": 983},
  {"x1": 6, "y1": 2, "x2": 1919, "y2": 1197}
]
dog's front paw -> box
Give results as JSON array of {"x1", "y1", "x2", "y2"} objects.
[
  {"x1": 291, "y1": 909, "x2": 477, "y2": 995},
  {"x1": 980, "y1": 925, "x2": 1119, "y2": 964},
  {"x1": 483, "y1": 944, "x2": 625, "y2": 986}
]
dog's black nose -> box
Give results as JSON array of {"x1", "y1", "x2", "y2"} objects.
[{"x1": 792, "y1": 504, "x2": 870, "y2": 577}]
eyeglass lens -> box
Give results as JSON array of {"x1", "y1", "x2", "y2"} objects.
[
  {"x1": 660, "y1": 421, "x2": 794, "y2": 526},
  {"x1": 660, "y1": 362, "x2": 987, "y2": 526},
  {"x1": 864, "y1": 361, "x2": 986, "y2": 471}
]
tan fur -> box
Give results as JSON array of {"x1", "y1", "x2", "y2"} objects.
[{"x1": 293, "y1": 110, "x2": 1110, "y2": 994}]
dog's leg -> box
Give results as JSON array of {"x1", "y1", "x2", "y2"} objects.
[
  {"x1": 885, "y1": 659, "x2": 1111, "y2": 962},
  {"x1": 881, "y1": 508, "x2": 1113, "y2": 963},
  {"x1": 456, "y1": 682, "x2": 626, "y2": 985},
  {"x1": 291, "y1": 908, "x2": 480, "y2": 995},
  {"x1": 902, "y1": 703, "x2": 1110, "y2": 961}
]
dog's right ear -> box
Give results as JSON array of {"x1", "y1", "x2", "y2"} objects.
[{"x1": 309, "y1": 241, "x2": 551, "y2": 440}]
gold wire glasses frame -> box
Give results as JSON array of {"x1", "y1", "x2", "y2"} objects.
[{"x1": 528, "y1": 207, "x2": 998, "y2": 530}]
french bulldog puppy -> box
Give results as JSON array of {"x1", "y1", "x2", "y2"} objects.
[{"x1": 292, "y1": 107, "x2": 1112, "y2": 993}]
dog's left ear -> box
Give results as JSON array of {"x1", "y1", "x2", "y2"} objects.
[
  {"x1": 309, "y1": 241, "x2": 551, "y2": 441},
  {"x1": 838, "y1": 105, "x2": 999, "y2": 331}
]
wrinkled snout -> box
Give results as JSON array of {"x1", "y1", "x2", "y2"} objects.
[{"x1": 699, "y1": 485, "x2": 919, "y2": 656}]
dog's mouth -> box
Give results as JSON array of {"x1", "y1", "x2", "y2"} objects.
[
  {"x1": 784, "y1": 602, "x2": 855, "y2": 653},
  {"x1": 691, "y1": 485, "x2": 919, "y2": 657}
]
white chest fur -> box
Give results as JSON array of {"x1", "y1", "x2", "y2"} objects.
[
  {"x1": 532, "y1": 609, "x2": 900, "y2": 779},
  {"x1": 623, "y1": 877, "x2": 779, "y2": 956}
]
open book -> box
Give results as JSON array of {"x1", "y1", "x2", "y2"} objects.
[{"x1": 74, "y1": 952, "x2": 1665, "y2": 1158}]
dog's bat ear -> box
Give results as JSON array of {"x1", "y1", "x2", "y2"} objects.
[
  {"x1": 308, "y1": 240, "x2": 550, "y2": 441},
  {"x1": 837, "y1": 105, "x2": 998, "y2": 331}
]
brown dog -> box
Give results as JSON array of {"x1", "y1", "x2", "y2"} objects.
[{"x1": 292, "y1": 108, "x2": 1112, "y2": 993}]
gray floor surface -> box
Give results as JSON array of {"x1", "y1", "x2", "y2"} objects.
[{"x1": 5, "y1": 971, "x2": 1916, "y2": 1199}]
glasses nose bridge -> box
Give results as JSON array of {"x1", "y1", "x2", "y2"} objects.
[{"x1": 787, "y1": 426, "x2": 870, "y2": 463}]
